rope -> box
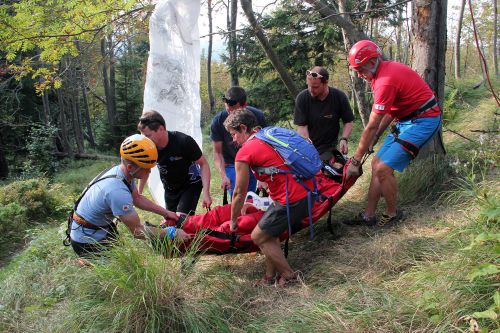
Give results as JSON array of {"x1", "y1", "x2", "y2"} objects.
[{"x1": 467, "y1": 0, "x2": 500, "y2": 106}]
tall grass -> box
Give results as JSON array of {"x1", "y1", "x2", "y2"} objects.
[
  {"x1": 1, "y1": 82, "x2": 499, "y2": 332},
  {"x1": 397, "y1": 154, "x2": 455, "y2": 205}
]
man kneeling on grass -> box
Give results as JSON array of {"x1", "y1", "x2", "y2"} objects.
[
  {"x1": 224, "y1": 109, "x2": 311, "y2": 287},
  {"x1": 65, "y1": 134, "x2": 190, "y2": 258}
]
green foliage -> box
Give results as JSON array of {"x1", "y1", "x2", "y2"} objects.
[
  {"x1": 53, "y1": 158, "x2": 117, "y2": 196},
  {"x1": 115, "y1": 40, "x2": 147, "y2": 134},
  {"x1": 22, "y1": 123, "x2": 59, "y2": 176},
  {"x1": 0, "y1": 0, "x2": 145, "y2": 88},
  {"x1": 462, "y1": 188, "x2": 500, "y2": 330},
  {"x1": 199, "y1": 58, "x2": 231, "y2": 127},
  {"x1": 0, "y1": 202, "x2": 26, "y2": 237},
  {"x1": 0, "y1": 178, "x2": 65, "y2": 220}
]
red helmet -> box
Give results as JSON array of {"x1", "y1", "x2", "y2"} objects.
[{"x1": 348, "y1": 40, "x2": 382, "y2": 68}]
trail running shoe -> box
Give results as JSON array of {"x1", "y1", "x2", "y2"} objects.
[
  {"x1": 378, "y1": 210, "x2": 404, "y2": 228},
  {"x1": 343, "y1": 211, "x2": 377, "y2": 226}
]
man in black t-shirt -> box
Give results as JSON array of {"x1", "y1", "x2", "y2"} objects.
[
  {"x1": 294, "y1": 66, "x2": 354, "y2": 160},
  {"x1": 210, "y1": 86, "x2": 266, "y2": 198},
  {"x1": 138, "y1": 111, "x2": 212, "y2": 215}
]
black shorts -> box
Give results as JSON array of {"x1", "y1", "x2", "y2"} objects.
[
  {"x1": 164, "y1": 179, "x2": 203, "y2": 215},
  {"x1": 257, "y1": 196, "x2": 309, "y2": 237}
]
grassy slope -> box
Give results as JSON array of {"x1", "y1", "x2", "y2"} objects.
[{"x1": 0, "y1": 79, "x2": 498, "y2": 332}]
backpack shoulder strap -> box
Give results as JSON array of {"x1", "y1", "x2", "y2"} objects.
[{"x1": 73, "y1": 166, "x2": 132, "y2": 211}]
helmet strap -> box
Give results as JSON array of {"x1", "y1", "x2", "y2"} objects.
[
  {"x1": 369, "y1": 58, "x2": 380, "y2": 75},
  {"x1": 127, "y1": 163, "x2": 141, "y2": 177}
]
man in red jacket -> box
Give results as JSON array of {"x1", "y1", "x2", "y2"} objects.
[
  {"x1": 224, "y1": 109, "x2": 310, "y2": 286},
  {"x1": 346, "y1": 40, "x2": 442, "y2": 228}
]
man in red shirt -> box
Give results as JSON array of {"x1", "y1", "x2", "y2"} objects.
[
  {"x1": 345, "y1": 40, "x2": 441, "y2": 228},
  {"x1": 224, "y1": 109, "x2": 311, "y2": 286}
]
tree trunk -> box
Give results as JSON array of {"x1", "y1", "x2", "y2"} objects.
[
  {"x1": 41, "y1": 89, "x2": 51, "y2": 126},
  {"x1": 464, "y1": 42, "x2": 469, "y2": 76},
  {"x1": 228, "y1": 0, "x2": 239, "y2": 86},
  {"x1": 337, "y1": 0, "x2": 371, "y2": 126},
  {"x1": 207, "y1": 0, "x2": 215, "y2": 112},
  {"x1": 101, "y1": 38, "x2": 117, "y2": 139},
  {"x1": 57, "y1": 91, "x2": 72, "y2": 156},
  {"x1": 108, "y1": 34, "x2": 117, "y2": 127},
  {"x1": 494, "y1": 0, "x2": 498, "y2": 77},
  {"x1": 403, "y1": 5, "x2": 412, "y2": 65},
  {"x1": 0, "y1": 139, "x2": 8, "y2": 179},
  {"x1": 67, "y1": 58, "x2": 85, "y2": 154},
  {"x1": 80, "y1": 78, "x2": 96, "y2": 148},
  {"x1": 75, "y1": 41, "x2": 96, "y2": 149},
  {"x1": 396, "y1": 8, "x2": 403, "y2": 62},
  {"x1": 240, "y1": 0, "x2": 300, "y2": 98},
  {"x1": 412, "y1": 0, "x2": 447, "y2": 155},
  {"x1": 454, "y1": 0, "x2": 466, "y2": 79}
]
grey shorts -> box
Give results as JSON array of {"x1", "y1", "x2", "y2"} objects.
[{"x1": 257, "y1": 196, "x2": 309, "y2": 237}]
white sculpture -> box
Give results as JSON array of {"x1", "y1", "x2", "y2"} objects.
[{"x1": 142, "y1": 0, "x2": 202, "y2": 205}]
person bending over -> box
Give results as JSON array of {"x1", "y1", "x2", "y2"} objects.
[
  {"x1": 138, "y1": 111, "x2": 212, "y2": 215},
  {"x1": 67, "y1": 134, "x2": 190, "y2": 258},
  {"x1": 224, "y1": 109, "x2": 311, "y2": 286}
]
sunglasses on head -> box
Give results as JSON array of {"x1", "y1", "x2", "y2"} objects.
[
  {"x1": 306, "y1": 70, "x2": 324, "y2": 79},
  {"x1": 222, "y1": 96, "x2": 239, "y2": 106}
]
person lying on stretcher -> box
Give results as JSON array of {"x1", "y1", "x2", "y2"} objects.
[{"x1": 156, "y1": 153, "x2": 346, "y2": 241}]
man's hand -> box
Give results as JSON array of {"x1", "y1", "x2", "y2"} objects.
[
  {"x1": 230, "y1": 219, "x2": 238, "y2": 232},
  {"x1": 202, "y1": 193, "x2": 212, "y2": 210},
  {"x1": 256, "y1": 180, "x2": 268, "y2": 191},
  {"x1": 339, "y1": 138, "x2": 349, "y2": 155},
  {"x1": 346, "y1": 159, "x2": 362, "y2": 178},
  {"x1": 368, "y1": 134, "x2": 380, "y2": 153},
  {"x1": 174, "y1": 229, "x2": 191, "y2": 241},
  {"x1": 164, "y1": 210, "x2": 179, "y2": 221},
  {"x1": 221, "y1": 175, "x2": 231, "y2": 190}
]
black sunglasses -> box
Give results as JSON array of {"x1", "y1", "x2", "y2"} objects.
[
  {"x1": 306, "y1": 70, "x2": 324, "y2": 79},
  {"x1": 222, "y1": 96, "x2": 239, "y2": 106}
]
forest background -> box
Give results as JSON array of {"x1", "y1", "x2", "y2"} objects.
[
  {"x1": 0, "y1": 0, "x2": 498, "y2": 332},
  {"x1": 0, "y1": 0, "x2": 497, "y2": 178}
]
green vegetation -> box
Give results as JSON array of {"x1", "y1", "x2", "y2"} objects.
[{"x1": 0, "y1": 81, "x2": 498, "y2": 332}]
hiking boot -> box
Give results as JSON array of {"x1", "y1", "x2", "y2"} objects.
[
  {"x1": 343, "y1": 212, "x2": 377, "y2": 226},
  {"x1": 377, "y1": 210, "x2": 404, "y2": 228}
]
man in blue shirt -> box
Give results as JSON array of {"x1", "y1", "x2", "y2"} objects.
[
  {"x1": 210, "y1": 87, "x2": 266, "y2": 198},
  {"x1": 68, "y1": 134, "x2": 189, "y2": 258}
]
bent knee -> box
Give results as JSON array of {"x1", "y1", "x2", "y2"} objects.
[
  {"x1": 372, "y1": 160, "x2": 394, "y2": 178},
  {"x1": 251, "y1": 226, "x2": 271, "y2": 245}
]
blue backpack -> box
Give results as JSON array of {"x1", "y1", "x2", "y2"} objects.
[{"x1": 254, "y1": 126, "x2": 322, "y2": 239}]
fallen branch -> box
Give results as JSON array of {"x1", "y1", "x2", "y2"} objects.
[
  {"x1": 443, "y1": 128, "x2": 476, "y2": 142},
  {"x1": 470, "y1": 129, "x2": 499, "y2": 133},
  {"x1": 52, "y1": 152, "x2": 118, "y2": 160}
]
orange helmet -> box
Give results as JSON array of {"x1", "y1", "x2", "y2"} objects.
[
  {"x1": 120, "y1": 134, "x2": 158, "y2": 169},
  {"x1": 348, "y1": 40, "x2": 382, "y2": 68}
]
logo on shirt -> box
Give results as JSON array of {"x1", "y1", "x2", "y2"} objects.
[
  {"x1": 323, "y1": 114, "x2": 333, "y2": 119},
  {"x1": 169, "y1": 156, "x2": 183, "y2": 161},
  {"x1": 123, "y1": 204, "x2": 131, "y2": 211},
  {"x1": 374, "y1": 104, "x2": 385, "y2": 110}
]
